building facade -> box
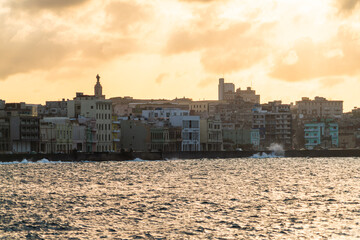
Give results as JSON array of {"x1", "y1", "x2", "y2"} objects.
[
  {"x1": 304, "y1": 121, "x2": 338, "y2": 150},
  {"x1": 253, "y1": 101, "x2": 292, "y2": 150},
  {"x1": 200, "y1": 118, "x2": 223, "y2": 151},
  {"x1": 296, "y1": 97, "x2": 343, "y2": 119},
  {"x1": 67, "y1": 75, "x2": 113, "y2": 152},
  {"x1": 170, "y1": 115, "x2": 201, "y2": 151}
]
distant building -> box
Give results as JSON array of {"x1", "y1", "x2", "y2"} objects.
[
  {"x1": 222, "y1": 128, "x2": 260, "y2": 150},
  {"x1": 94, "y1": 74, "x2": 104, "y2": 98},
  {"x1": 4, "y1": 102, "x2": 37, "y2": 117},
  {"x1": 142, "y1": 109, "x2": 189, "y2": 120},
  {"x1": 10, "y1": 116, "x2": 40, "y2": 153},
  {"x1": 150, "y1": 125, "x2": 182, "y2": 152},
  {"x1": 38, "y1": 99, "x2": 68, "y2": 118},
  {"x1": 200, "y1": 118, "x2": 223, "y2": 151},
  {"x1": 170, "y1": 115, "x2": 200, "y2": 151},
  {"x1": 189, "y1": 100, "x2": 224, "y2": 117},
  {"x1": 119, "y1": 118, "x2": 150, "y2": 152},
  {"x1": 235, "y1": 87, "x2": 260, "y2": 104},
  {"x1": 67, "y1": 75, "x2": 113, "y2": 152},
  {"x1": 304, "y1": 120, "x2": 338, "y2": 150},
  {"x1": 41, "y1": 117, "x2": 72, "y2": 153},
  {"x1": 0, "y1": 118, "x2": 10, "y2": 153},
  {"x1": 218, "y1": 78, "x2": 235, "y2": 101},
  {"x1": 253, "y1": 101, "x2": 292, "y2": 150},
  {"x1": 296, "y1": 97, "x2": 343, "y2": 119}
]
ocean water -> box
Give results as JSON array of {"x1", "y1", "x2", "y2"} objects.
[{"x1": 1, "y1": 157, "x2": 360, "y2": 239}]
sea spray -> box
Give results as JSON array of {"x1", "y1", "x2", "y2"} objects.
[
  {"x1": 0, "y1": 158, "x2": 62, "y2": 165},
  {"x1": 268, "y1": 143, "x2": 285, "y2": 156},
  {"x1": 251, "y1": 143, "x2": 285, "y2": 158}
]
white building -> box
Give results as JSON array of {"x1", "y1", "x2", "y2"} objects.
[
  {"x1": 170, "y1": 115, "x2": 200, "y2": 151},
  {"x1": 67, "y1": 75, "x2": 113, "y2": 152},
  {"x1": 42, "y1": 117, "x2": 72, "y2": 153}
]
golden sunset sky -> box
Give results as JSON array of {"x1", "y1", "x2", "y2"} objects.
[{"x1": 1, "y1": 0, "x2": 360, "y2": 111}]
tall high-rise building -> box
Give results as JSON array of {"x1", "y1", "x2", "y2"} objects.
[
  {"x1": 218, "y1": 78, "x2": 235, "y2": 100},
  {"x1": 218, "y1": 78, "x2": 224, "y2": 100}
]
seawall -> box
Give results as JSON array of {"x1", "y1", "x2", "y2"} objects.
[{"x1": 1, "y1": 150, "x2": 360, "y2": 163}]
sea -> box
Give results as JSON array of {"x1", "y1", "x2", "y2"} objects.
[{"x1": 1, "y1": 157, "x2": 360, "y2": 239}]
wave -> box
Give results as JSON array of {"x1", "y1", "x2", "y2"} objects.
[
  {"x1": 251, "y1": 152, "x2": 283, "y2": 158},
  {"x1": 0, "y1": 158, "x2": 62, "y2": 165}
]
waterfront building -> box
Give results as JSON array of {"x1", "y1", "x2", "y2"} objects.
[
  {"x1": 200, "y1": 118, "x2": 223, "y2": 151},
  {"x1": 150, "y1": 125, "x2": 182, "y2": 152},
  {"x1": 119, "y1": 118, "x2": 150, "y2": 152},
  {"x1": 0, "y1": 118, "x2": 10, "y2": 153},
  {"x1": 0, "y1": 101, "x2": 40, "y2": 153},
  {"x1": 304, "y1": 120, "x2": 338, "y2": 150},
  {"x1": 296, "y1": 97, "x2": 343, "y2": 119},
  {"x1": 253, "y1": 101, "x2": 292, "y2": 150},
  {"x1": 9, "y1": 116, "x2": 40, "y2": 153},
  {"x1": 39, "y1": 121, "x2": 56, "y2": 153},
  {"x1": 42, "y1": 118, "x2": 72, "y2": 153},
  {"x1": 0, "y1": 100, "x2": 10, "y2": 152},
  {"x1": 67, "y1": 75, "x2": 113, "y2": 152},
  {"x1": 222, "y1": 128, "x2": 260, "y2": 150},
  {"x1": 71, "y1": 117, "x2": 97, "y2": 152},
  {"x1": 112, "y1": 116, "x2": 121, "y2": 152},
  {"x1": 170, "y1": 115, "x2": 200, "y2": 151}
]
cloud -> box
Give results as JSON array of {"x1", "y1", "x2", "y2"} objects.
[
  {"x1": 105, "y1": 1, "x2": 151, "y2": 33},
  {"x1": 319, "y1": 77, "x2": 345, "y2": 88},
  {"x1": 178, "y1": 0, "x2": 222, "y2": 3},
  {"x1": 270, "y1": 27, "x2": 360, "y2": 82},
  {"x1": 155, "y1": 73, "x2": 169, "y2": 84},
  {"x1": 0, "y1": 30, "x2": 68, "y2": 79},
  {"x1": 7, "y1": 0, "x2": 90, "y2": 11},
  {"x1": 0, "y1": 0, "x2": 148, "y2": 81},
  {"x1": 335, "y1": 0, "x2": 360, "y2": 13},
  {"x1": 197, "y1": 77, "x2": 217, "y2": 87},
  {"x1": 165, "y1": 21, "x2": 271, "y2": 74}
]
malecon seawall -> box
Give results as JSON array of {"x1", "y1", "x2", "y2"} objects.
[{"x1": 1, "y1": 150, "x2": 360, "y2": 163}]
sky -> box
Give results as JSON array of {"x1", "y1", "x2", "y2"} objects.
[{"x1": 1, "y1": 0, "x2": 360, "y2": 111}]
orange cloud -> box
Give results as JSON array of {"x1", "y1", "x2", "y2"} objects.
[
  {"x1": 270, "y1": 27, "x2": 360, "y2": 82},
  {"x1": 335, "y1": 0, "x2": 360, "y2": 12},
  {"x1": 105, "y1": 1, "x2": 152, "y2": 33},
  {"x1": 165, "y1": 21, "x2": 271, "y2": 74},
  {"x1": 155, "y1": 73, "x2": 169, "y2": 84},
  {"x1": 0, "y1": 0, "x2": 148, "y2": 81},
  {"x1": 7, "y1": 0, "x2": 90, "y2": 11},
  {"x1": 178, "y1": 0, "x2": 223, "y2": 2}
]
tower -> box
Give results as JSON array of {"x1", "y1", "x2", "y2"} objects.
[
  {"x1": 218, "y1": 78, "x2": 224, "y2": 100},
  {"x1": 94, "y1": 74, "x2": 103, "y2": 97}
]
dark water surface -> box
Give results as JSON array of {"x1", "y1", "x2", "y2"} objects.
[{"x1": 1, "y1": 158, "x2": 360, "y2": 239}]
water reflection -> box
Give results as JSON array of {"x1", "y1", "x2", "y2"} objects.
[{"x1": 1, "y1": 158, "x2": 360, "y2": 239}]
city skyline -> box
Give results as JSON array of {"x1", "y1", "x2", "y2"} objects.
[{"x1": 1, "y1": 0, "x2": 360, "y2": 111}]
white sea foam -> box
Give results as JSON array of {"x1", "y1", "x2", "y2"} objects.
[
  {"x1": 0, "y1": 158, "x2": 62, "y2": 165},
  {"x1": 268, "y1": 143, "x2": 285, "y2": 156},
  {"x1": 251, "y1": 143, "x2": 285, "y2": 158},
  {"x1": 131, "y1": 158, "x2": 146, "y2": 162},
  {"x1": 251, "y1": 152, "x2": 281, "y2": 158}
]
